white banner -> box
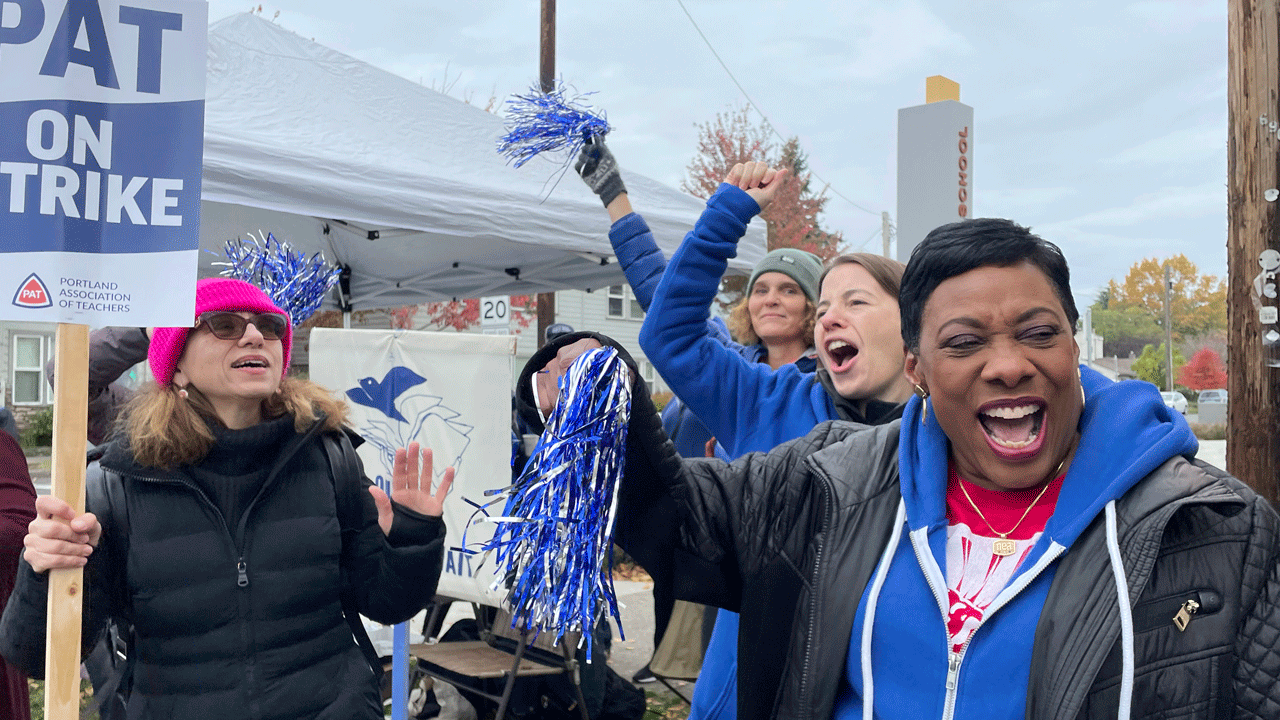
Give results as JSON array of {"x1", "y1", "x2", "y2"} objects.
[
  {"x1": 0, "y1": 0, "x2": 207, "y2": 326},
  {"x1": 309, "y1": 328, "x2": 515, "y2": 608}
]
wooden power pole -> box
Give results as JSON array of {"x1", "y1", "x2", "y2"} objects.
[
  {"x1": 535, "y1": 0, "x2": 557, "y2": 346},
  {"x1": 1228, "y1": 0, "x2": 1280, "y2": 503}
]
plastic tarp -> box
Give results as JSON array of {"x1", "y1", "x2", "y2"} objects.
[{"x1": 197, "y1": 13, "x2": 766, "y2": 308}]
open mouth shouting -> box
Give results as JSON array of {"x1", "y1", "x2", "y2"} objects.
[
  {"x1": 824, "y1": 339, "x2": 859, "y2": 373},
  {"x1": 977, "y1": 399, "x2": 1046, "y2": 460},
  {"x1": 231, "y1": 356, "x2": 270, "y2": 372}
]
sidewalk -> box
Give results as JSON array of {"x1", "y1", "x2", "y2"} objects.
[{"x1": 26, "y1": 451, "x2": 50, "y2": 496}]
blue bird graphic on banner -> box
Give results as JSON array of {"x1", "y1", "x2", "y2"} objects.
[
  {"x1": 346, "y1": 367, "x2": 427, "y2": 423},
  {"x1": 344, "y1": 366, "x2": 474, "y2": 484}
]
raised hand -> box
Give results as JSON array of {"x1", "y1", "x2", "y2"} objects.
[
  {"x1": 574, "y1": 136, "x2": 627, "y2": 208},
  {"x1": 724, "y1": 161, "x2": 788, "y2": 213},
  {"x1": 370, "y1": 442, "x2": 455, "y2": 535},
  {"x1": 24, "y1": 495, "x2": 102, "y2": 573}
]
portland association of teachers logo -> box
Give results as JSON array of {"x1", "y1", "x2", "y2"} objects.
[{"x1": 12, "y1": 273, "x2": 51, "y2": 309}]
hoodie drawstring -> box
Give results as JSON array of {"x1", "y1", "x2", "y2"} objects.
[
  {"x1": 862, "y1": 500, "x2": 906, "y2": 718},
  {"x1": 1104, "y1": 500, "x2": 1134, "y2": 720}
]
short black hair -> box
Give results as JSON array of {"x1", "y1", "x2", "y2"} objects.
[{"x1": 899, "y1": 218, "x2": 1078, "y2": 352}]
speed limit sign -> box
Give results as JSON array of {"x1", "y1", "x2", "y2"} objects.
[{"x1": 480, "y1": 296, "x2": 510, "y2": 335}]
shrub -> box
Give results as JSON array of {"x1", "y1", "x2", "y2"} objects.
[
  {"x1": 20, "y1": 407, "x2": 53, "y2": 448},
  {"x1": 651, "y1": 391, "x2": 673, "y2": 413},
  {"x1": 1189, "y1": 423, "x2": 1226, "y2": 441}
]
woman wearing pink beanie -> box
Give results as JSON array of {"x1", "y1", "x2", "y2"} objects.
[{"x1": 1, "y1": 277, "x2": 451, "y2": 719}]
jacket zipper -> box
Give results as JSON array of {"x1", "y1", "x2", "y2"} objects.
[
  {"x1": 908, "y1": 528, "x2": 1066, "y2": 720},
  {"x1": 131, "y1": 474, "x2": 243, "y2": 575},
  {"x1": 1131, "y1": 589, "x2": 1222, "y2": 633},
  {"x1": 795, "y1": 465, "x2": 837, "y2": 719}
]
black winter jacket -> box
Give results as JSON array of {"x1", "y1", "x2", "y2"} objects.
[
  {"x1": 0, "y1": 420, "x2": 445, "y2": 720},
  {"x1": 618, "y1": 414, "x2": 1280, "y2": 719}
]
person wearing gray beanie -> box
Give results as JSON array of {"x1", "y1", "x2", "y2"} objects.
[
  {"x1": 726, "y1": 248, "x2": 823, "y2": 356},
  {"x1": 747, "y1": 248, "x2": 823, "y2": 305}
]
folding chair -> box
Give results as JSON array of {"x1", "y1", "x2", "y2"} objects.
[{"x1": 409, "y1": 606, "x2": 591, "y2": 720}]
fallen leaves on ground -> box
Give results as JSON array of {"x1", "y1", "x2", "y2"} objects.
[{"x1": 612, "y1": 561, "x2": 653, "y2": 583}]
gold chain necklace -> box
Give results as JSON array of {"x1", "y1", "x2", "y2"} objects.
[{"x1": 958, "y1": 467, "x2": 1059, "y2": 557}]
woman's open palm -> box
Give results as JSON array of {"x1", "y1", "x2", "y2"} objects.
[{"x1": 369, "y1": 442, "x2": 454, "y2": 535}]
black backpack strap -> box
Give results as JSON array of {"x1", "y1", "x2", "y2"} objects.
[
  {"x1": 82, "y1": 464, "x2": 133, "y2": 720},
  {"x1": 321, "y1": 432, "x2": 385, "y2": 678}
]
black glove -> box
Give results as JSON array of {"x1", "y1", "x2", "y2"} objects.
[{"x1": 574, "y1": 136, "x2": 627, "y2": 208}]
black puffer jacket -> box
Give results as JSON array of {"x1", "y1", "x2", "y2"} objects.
[
  {"x1": 619, "y1": 412, "x2": 1280, "y2": 719},
  {"x1": 0, "y1": 419, "x2": 445, "y2": 720}
]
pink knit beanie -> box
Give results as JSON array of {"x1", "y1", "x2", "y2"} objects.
[{"x1": 149, "y1": 278, "x2": 293, "y2": 386}]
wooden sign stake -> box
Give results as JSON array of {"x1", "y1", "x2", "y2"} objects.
[{"x1": 44, "y1": 323, "x2": 89, "y2": 720}]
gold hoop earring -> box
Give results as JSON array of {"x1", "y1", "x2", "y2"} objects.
[
  {"x1": 1078, "y1": 369, "x2": 1086, "y2": 407},
  {"x1": 914, "y1": 384, "x2": 929, "y2": 425}
]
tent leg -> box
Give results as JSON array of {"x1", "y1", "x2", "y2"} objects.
[{"x1": 343, "y1": 311, "x2": 351, "y2": 329}]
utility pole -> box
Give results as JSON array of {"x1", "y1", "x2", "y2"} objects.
[
  {"x1": 1083, "y1": 306, "x2": 1094, "y2": 367},
  {"x1": 536, "y1": 0, "x2": 557, "y2": 346},
  {"x1": 881, "y1": 212, "x2": 892, "y2": 258},
  {"x1": 1164, "y1": 263, "x2": 1174, "y2": 392},
  {"x1": 1228, "y1": 0, "x2": 1280, "y2": 502}
]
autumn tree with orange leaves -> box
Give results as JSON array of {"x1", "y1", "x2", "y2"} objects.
[
  {"x1": 682, "y1": 106, "x2": 841, "y2": 261},
  {"x1": 1105, "y1": 255, "x2": 1226, "y2": 342},
  {"x1": 391, "y1": 296, "x2": 537, "y2": 331}
]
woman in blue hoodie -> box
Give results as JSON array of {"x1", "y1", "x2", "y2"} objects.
[
  {"x1": 608, "y1": 217, "x2": 1280, "y2": 719},
  {"x1": 578, "y1": 144, "x2": 830, "y2": 691},
  {"x1": 577, "y1": 145, "x2": 912, "y2": 712}
]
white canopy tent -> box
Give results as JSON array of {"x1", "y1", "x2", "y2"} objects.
[{"x1": 196, "y1": 13, "x2": 766, "y2": 309}]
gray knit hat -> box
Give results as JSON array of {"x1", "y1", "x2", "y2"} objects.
[{"x1": 747, "y1": 248, "x2": 823, "y2": 302}]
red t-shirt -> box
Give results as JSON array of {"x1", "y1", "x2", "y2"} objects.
[{"x1": 944, "y1": 465, "x2": 1063, "y2": 652}]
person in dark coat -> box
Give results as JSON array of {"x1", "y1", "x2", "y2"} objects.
[
  {"x1": 0, "y1": 427, "x2": 35, "y2": 720},
  {"x1": 45, "y1": 326, "x2": 151, "y2": 446},
  {"x1": 607, "y1": 218, "x2": 1280, "y2": 719},
  {"x1": 0, "y1": 278, "x2": 451, "y2": 720}
]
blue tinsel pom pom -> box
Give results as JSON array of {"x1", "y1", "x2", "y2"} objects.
[
  {"x1": 498, "y1": 80, "x2": 611, "y2": 168},
  {"x1": 213, "y1": 231, "x2": 342, "y2": 326},
  {"x1": 464, "y1": 347, "x2": 631, "y2": 652}
]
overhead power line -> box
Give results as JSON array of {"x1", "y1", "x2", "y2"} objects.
[{"x1": 673, "y1": 0, "x2": 881, "y2": 219}]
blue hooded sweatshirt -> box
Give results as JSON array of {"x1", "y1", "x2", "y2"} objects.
[
  {"x1": 606, "y1": 210, "x2": 821, "y2": 462},
  {"x1": 832, "y1": 367, "x2": 1198, "y2": 719},
  {"x1": 624, "y1": 189, "x2": 829, "y2": 720},
  {"x1": 638, "y1": 183, "x2": 835, "y2": 460}
]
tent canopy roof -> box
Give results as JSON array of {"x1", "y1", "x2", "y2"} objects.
[{"x1": 198, "y1": 13, "x2": 766, "y2": 309}]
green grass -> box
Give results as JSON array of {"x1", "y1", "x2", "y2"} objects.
[
  {"x1": 645, "y1": 689, "x2": 691, "y2": 719},
  {"x1": 27, "y1": 678, "x2": 99, "y2": 720}
]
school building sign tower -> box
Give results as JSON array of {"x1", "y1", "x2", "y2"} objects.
[{"x1": 896, "y1": 76, "x2": 973, "y2": 263}]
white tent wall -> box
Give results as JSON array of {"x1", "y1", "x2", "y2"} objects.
[{"x1": 198, "y1": 14, "x2": 766, "y2": 309}]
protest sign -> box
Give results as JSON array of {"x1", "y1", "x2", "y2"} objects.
[{"x1": 0, "y1": 0, "x2": 207, "y2": 327}]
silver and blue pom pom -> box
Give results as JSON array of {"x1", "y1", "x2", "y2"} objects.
[
  {"x1": 213, "y1": 231, "x2": 342, "y2": 326},
  {"x1": 498, "y1": 80, "x2": 611, "y2": 168},
  {"x1": 463, "y1": 346, "x2": 631, "y2": 652}
]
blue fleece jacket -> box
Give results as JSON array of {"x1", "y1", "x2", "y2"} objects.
[
  {"x1": 638, "y1": 184, "x2": 835, "y2": 460},
  {"x1": 833, "y1": 367, "x2": 1198, "y2": 720}
]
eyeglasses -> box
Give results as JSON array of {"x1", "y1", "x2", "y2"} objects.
[{"x1": 195, "y1": 312, "x2": 289, "y2": 341}]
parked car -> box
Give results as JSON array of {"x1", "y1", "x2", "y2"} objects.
[
  {"x1": 1160, "y1": 391, "x2": 1188, "y2": 414},
  {"x1": 1198, "y1": 389, "x2": 1228, "y2": 404}
]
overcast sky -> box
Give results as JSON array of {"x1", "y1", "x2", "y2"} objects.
[{"x1": 205, "y1": 0, "x2": 1227, "y2": 307}]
